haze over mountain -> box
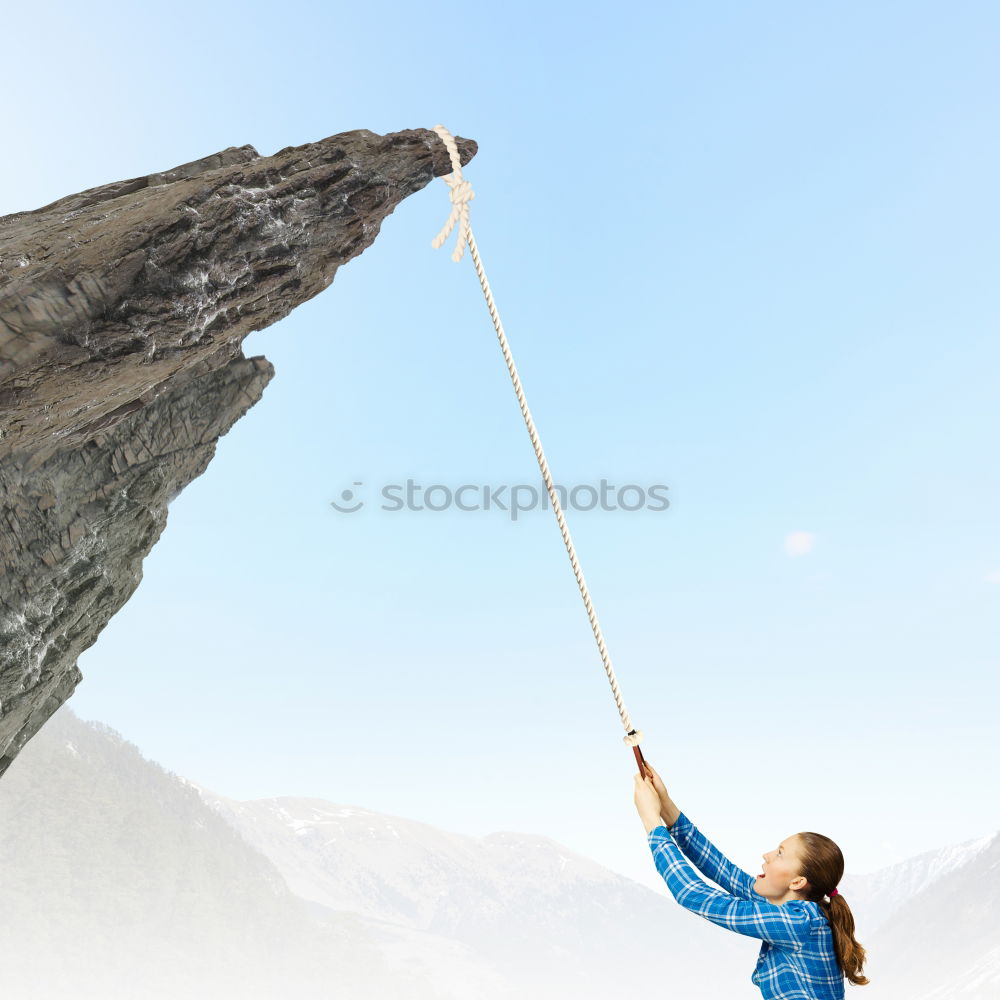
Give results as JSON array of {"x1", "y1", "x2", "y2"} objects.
[{"x1": 0, "y1": 706, "x2": 994, "y2": 999}]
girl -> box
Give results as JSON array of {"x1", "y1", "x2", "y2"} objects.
[{"x1": 633, "y1": 761, "x2": 868, "y2": 999}]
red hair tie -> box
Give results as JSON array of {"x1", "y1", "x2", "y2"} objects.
[{"x1": 829, "y1": 888, "x2": 839, "y2": 897}]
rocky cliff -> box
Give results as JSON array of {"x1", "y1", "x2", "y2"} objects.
[{"x1": 0, "y1": 127, "x2": 477, "y2": 776}]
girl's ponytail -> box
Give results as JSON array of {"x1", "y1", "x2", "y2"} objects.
[
  {"x1": 796, "y1": 831, "x2": 870, "y2": 986},
  {"x1": 819, "y1": 891, "x2": 869, "y2": 986}
]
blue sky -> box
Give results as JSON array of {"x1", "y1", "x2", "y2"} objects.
[{"x1": 4, "y1": 1, "x2": 998, "y2": 891}]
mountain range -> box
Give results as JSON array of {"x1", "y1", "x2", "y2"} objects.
[{"x1": 0, "y1": 706, "x2": 994, "y2": 999}]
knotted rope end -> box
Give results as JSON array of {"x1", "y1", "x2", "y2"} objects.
[{"x1": 430, "y1": 125, "x2": 475, "y2": 263}]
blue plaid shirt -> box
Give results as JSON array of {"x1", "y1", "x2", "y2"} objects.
[{"x1": 647, "y1": 813, "x2": 845, "y2": 1000}]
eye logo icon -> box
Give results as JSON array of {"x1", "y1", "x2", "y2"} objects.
[{"x1": 330, "y1": 482, "x2": 364, "y2": 513}]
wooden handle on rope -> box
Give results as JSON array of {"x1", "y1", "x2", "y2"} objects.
[{"x1": 630, "y1": 733, "x2": 647, "y2": 776}]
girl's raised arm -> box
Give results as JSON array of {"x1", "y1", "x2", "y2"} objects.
[
  {"x1": 648, "y1": 826, "x2": 811, "y2": 948},
  {"x1": 643, "y1": 761, "x2": 756, "y2": 900},
  {"x1": 666, "y1": 813, "x2": 759, "y2": 900}
]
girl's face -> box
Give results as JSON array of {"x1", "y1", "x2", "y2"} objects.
[{"x1": 754, "y1": 834, "x2": 808, "y2": 903}]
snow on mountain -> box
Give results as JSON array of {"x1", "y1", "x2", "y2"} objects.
[
  {"x1": 863, "y1": 831, "x2": 1000, "y2": 1000},
  {"x1": 193, "y1": 787, "x2": 760, "y2": 999},
  {"x1": 840, "y1": 829, "x2": 997, "y2": 937},
  {"x1": 193, "y1": 788, "x2": 627, "y2": 928}
]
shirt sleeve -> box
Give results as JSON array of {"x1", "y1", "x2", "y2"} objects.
[
  {"x1": 647, "y1": 824, "x2": 812, "y2": 949},
  {"x1": 667, "y1": 811, "x2": 758, "y2": 900}
]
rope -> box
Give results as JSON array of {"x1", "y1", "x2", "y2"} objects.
[{"x1": 430, "y1": 124, "x2": 643, "y2": 749}]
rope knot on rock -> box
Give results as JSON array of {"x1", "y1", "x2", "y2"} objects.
[{"x1": 430, "y1": 124, "x2": 475, "y2": 262}]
